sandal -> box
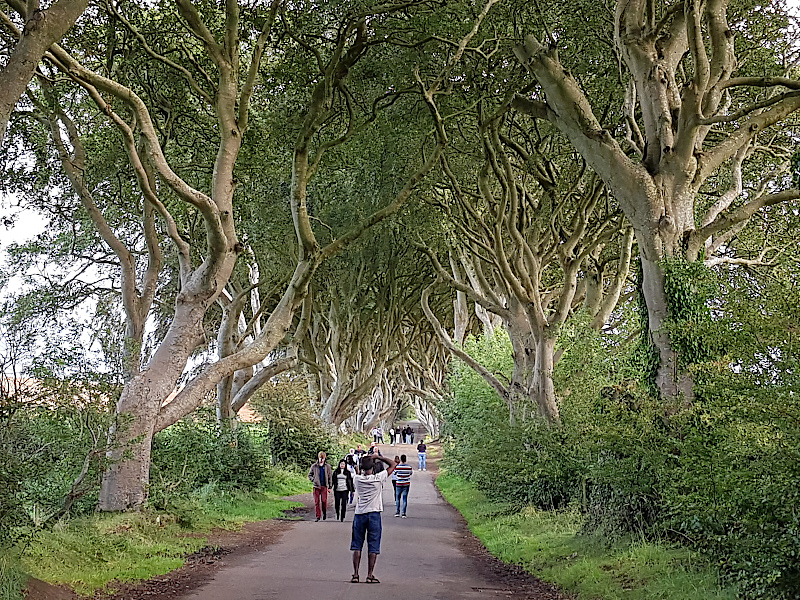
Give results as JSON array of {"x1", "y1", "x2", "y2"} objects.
[
  {"x1": 365, "y1": 575, "x2": 380, "y2": 584},
  {"x1": 350, "y1": 574, "x2": 359, "y2": 583}
]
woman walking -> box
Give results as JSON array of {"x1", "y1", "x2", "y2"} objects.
[
  {"x1": 333, "y1": 459, "x2": 355, "y2": 521},
  {"x1": 390, "y1": 455, "x2": 401, "y2": 500},
  {"x1": 345, "y1": 454, "x2": 358, "y2": 503}
]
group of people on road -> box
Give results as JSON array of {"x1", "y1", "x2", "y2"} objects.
[
  {"x1": 307, "y1": 435, "x2": 431, "y2": 584},
  {"x1": 388, "y1": 424, "x2": 415, "y2": 445}
]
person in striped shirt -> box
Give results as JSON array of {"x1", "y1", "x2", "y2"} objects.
[{"x1": 393, "y1": 455, "x2": 413, "y2": 518}]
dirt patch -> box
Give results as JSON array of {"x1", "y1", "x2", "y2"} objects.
[{"x1": 24, "y1": 578, "x2": 78, "y2": 600}]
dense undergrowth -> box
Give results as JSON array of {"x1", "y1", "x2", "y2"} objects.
[
  {"x1": 437, "y1": 473, "x2": 738, "y2": 600},
  {"x1": 0, "y1": 379, "x2": 362, "y2": 598},
  {"x1": 441, "y1": 302, "x2": 800, "y2": 600}
]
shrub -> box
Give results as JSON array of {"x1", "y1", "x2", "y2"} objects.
[{"x1": 443, "y1": 308, "x2": 800, "y2": 599}]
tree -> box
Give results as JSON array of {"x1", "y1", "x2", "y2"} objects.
[
  {"x1": 513, "y1": 0, "x2": 800, "y2": 401},
  {"x1": 0, "y1": 0, "x2": 89, "y2": 142},
  {"x1": 420, "y1": 106, "x2": 634, "y2": 422},
  {"x1": 4, "y1": 0, "x2": 499, "y2": 510}
]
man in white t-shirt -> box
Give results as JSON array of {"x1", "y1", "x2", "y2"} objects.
[{"x1": 349, "y1": 454, "x2": 397, "y2": 584}]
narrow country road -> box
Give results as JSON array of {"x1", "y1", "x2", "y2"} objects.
[{"x1": 175, "y1": 445, "x2": 564, "y2": 600}]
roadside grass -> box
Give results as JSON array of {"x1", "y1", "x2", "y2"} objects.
[
  {"x1": 7, "y1": 472, "x2": 311, "y2": 597},
  {"x1": 436, "y1": 472, "x2": 738, "y2": 600},
  {"x1": 0, "y1": 556, "x2": 26, "y2": 600}
]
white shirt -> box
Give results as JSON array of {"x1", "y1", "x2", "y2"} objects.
[{"x1": 353, "y1": 470, "x2": 389, "y2": 514}]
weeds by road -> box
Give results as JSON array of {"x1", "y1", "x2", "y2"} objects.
[
  {"x1": 436, "y1": 472, "x2": 738, "y2": 600},
  {"x1": 0, "y1": 472, "x2": 311, "y2": 599}
]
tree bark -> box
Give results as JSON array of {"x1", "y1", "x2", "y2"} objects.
[{"x1": 0, "y1": 0, "x2": 89, "y2": 142}]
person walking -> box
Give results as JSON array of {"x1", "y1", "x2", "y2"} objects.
[
  {"x1": 345, "y1": 454, "x2": 358, "y2": 503},
  {"x1": 409, "y1": 426, "x2": 414, "y2": 445},
  {"x1": 350, "y1": 454, "x2": 397, "y2": 584},
  {"x1": 389, "y1": 426, "x2": 395, "y2": 446},
  {"x1": 376, "y1": 426, "x2": 384, "y2": 443},
  {"x1": 332, "y1": 459, "x2": 355, "y2": 522},
  {"x1": 308, "y1": 451, "x2": 333, "y2": 522},
  {"x1": 393, "y1": 454, "x2": 412, "y2": 518},
  {"x1": 417, "y1": 439, "x2": 427, "y2": 471},
  {"x1": 390, "y1": 455, "x2": 401, "y2": 499}
]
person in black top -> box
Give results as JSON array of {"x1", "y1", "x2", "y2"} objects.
[{"x1": 332, "y1": 459, "x2": 355, "y2": 521}]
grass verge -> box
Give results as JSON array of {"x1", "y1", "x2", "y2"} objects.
[
  {"x1": 3, "y1": 471, "x2": 311, "y2": 597},
  {"x1": 0, "y1": 556, "x2": 26, "y2": 600},
  {"x1": 436, "y1": 472, "x2": 738, "y2": 600}
]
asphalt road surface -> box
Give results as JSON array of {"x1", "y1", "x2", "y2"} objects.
[{"x1": 178, "y1": 445, "x2": 529, "y2": 600}]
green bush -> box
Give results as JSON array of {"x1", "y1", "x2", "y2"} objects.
[
  {"x1": 148, "y1": 408, "x2": 273, "y2": 510},
  {"x1": 0, "y1": 380, "x2": 112, "y2": 547},
  {"x1": 443, "y1": 308, "x2": 800, "y2": 600},
  {"x1": 249, "y1": 379, "x2": 352, "y2": 468}
]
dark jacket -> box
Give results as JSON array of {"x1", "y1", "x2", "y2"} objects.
[{"x1": 332, "y1": 467, "x2": 355, "y2": 492}]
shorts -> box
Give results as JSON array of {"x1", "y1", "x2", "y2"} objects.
[{"x1": 350, "y1": 512, "x2": 382, "y2": 554}]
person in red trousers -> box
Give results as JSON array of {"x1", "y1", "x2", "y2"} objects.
[{"x1": 308, "y1": 451, "x2": 333, "y2": 521}]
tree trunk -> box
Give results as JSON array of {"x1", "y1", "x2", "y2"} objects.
[
  {"x1": 98, "y1": 301, "x2": 208, "y2": 511},
  {"x1": 530, "y1": 335, "x2": 559, "y2": 422},
  {"x1": 639, "y1": 251, "x2": 694, "y2": 402},
  {"x1": 0, "y1": 0, "x2": 89, "y2": 142}
]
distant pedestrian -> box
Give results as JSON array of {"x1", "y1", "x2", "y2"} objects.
[
  {"x1": 332, "y1": 460, "x2": 355, "y2": 522},
  {"x1": 372, "y1": 426, "x2": 379, "y2": 443},
  {"x1": 404, "y1": 426, "x2": 412, "y2": 444},
  {"x1": 390, "y1": 455, "x2": 401, "y2": 498},
  {"x1": 409, "y1": 427, "x2": 414, "y2": 444},
  {"x1": 417, "y1": 440, "x2": 427, "y2": 471},
  {"x1": 389, "y1": 427, "x2": 395, "y2": 445},
  {"x1": 308, "y1": 451, "x2": 333, "y2": 522},
  {"x1": 350, "y1": 454, "x2": 397, "y2": 584},
  {"x1": 354, "y1": 443, "x2": 366, "y2": 467},
  {"x1": 376, "y1": 426, "x2": 384, "y2": 443},
  {"x1": 394, "y1": 454, "x2": 412, "y2": 518},
  {"x1": 345, "y1": 454, "x2": 358, "y2": 503}
]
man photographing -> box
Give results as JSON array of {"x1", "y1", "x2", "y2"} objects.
[{"x1": 349, "y1": 453, "x2": 397, "y2": 583}]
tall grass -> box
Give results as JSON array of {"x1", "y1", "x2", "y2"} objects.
[
  {"x1": 5, "y1": 472, "x2": 310, "y2": 597},
  {"x1": 437, "y1": 472, "x2": 738, "y2": 600},
  {"x1": 0, "y1": 557, "x2": 26, "y2": 600}
]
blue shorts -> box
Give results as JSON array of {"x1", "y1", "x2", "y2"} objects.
[{"x1": 350, "y1": 512, "x2": 382, "y2": 554}]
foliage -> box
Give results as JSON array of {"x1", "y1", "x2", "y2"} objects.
[
  {"x1": 0, "y1": 378, "x2": 113, "y2": 548},
  {"x1": 437, "y1": 473, "x2": 738, "y2": 600},
  {"x1": 662, "y1": 259, "x2": 722, "y2": 369},
  {"x1": 443, "y1": 294, "x2": 800, "y2": 598},
  {"x1": 0, "y1": 556, "x2": 25, "y2": 600},
  {"x1": 17, "y1": 484, "x2": 305, "y2": 595},
  {"x1": 148, "y1": 408, "x2": 275, "y2": 511},
  {"x1": 249, "y1": 379, "x2": 351, "y2": 468}
]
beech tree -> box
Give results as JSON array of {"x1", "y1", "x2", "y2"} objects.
[
  {"x1": 513, "y1": 0, "x2": 800, "y2": 400},
  {"x1": 0, "y1": 0, "x2": 89, "y2": 142},
  {"x1": 303, "y1": 225, "x2": 451, "y2": 429},
  {"x1": 420, "y1": 106, "x2": 634, "y2": 422},
  {"x1": 3, "y1": 0, "x2": 500, "y2": 510}
]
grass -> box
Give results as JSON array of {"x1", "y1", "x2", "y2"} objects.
[
  {"x1": 6, "y1": 472, "x2": 311, "y2": 597},
  {"x1": 436, "y1": 472, "x2": 738, "y2": 600},
  {"x1": 0, "y1": 556, "x2": 26, "y2": 600}
]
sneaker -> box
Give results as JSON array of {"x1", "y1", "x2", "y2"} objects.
[
  {"x1": 394, "y1": 513, "x2": 400, "y2": 517},
  {"x1": 401, "y1": 515, "x2": 407, "y2": 518},
  {"x1": 322, "y1": 514, "x2": 326, "y2": 520},
  {"x1": 315, "y1": 517, "x2": 320, "y2": 522}
]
